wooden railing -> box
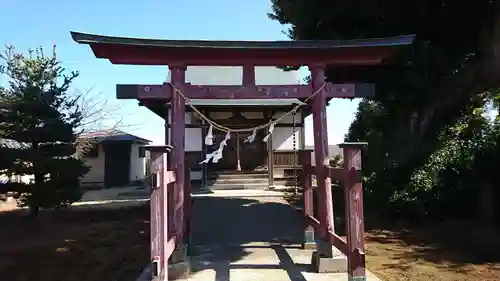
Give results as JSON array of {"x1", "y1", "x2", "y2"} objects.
[
  {"x1": 147, "y1": 146, "x2": 192, "y2": 280},
  {"x1": 299, "y1": 144, "x2": 366, "y2": 279},
  {"x1": 272, "y1": 150, "x2": 299, "y2": 167}
]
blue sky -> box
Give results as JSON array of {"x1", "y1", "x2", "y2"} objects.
[{"x1": 0, "y1": 0, "x2": 359, "y2": 145}]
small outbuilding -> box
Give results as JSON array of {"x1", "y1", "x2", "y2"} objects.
[{"x1": 80, "y1": 130, "x2": 151, "y2": 187}]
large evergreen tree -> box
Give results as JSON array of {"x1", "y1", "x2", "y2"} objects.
[
  {"x1": 0, "y1": 46, "x2": 89, "y2": 218},
  {"x1": 268, "y1": 1, "x2": 500, "y2": 221}
]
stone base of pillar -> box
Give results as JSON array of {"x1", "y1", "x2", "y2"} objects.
[
  {"x1": 168, "y1": 245, "x2": 191, "y2": 280},
  {"x1": 302, "y1": 229, "x2": 316, "y2": 250},
  {"x1": 303, "y1": 243, "x2": 317, "y2": 250},
  {"x1": 311, "y1": 250, "x2": 347, "y2": 273}
]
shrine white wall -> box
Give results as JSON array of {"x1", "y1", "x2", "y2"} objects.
[
  {"x1": 271, "y1": 109, "x2": 303, "y2": 151},
  {"x1": 165, "y1": 127, "x2": 203, "y2": 181},
  {"x1": 271, "y1": 110, "x2": 303, "y2": 124},
  {"x1": 185, "y1": 128, "x2": 202, "y2": 151},
  {"x1": 272, "y1": 127, "x2": 302, "y2": 150},
  {"x1": 167, "y1": 112, "x2": 193, "y2": 125},
  {"x1": 168, "y1": 66, "x2": 302, "y2": 86},
  {"x1": 166, "y1": 127, "x2": 203, "y2": 151}
]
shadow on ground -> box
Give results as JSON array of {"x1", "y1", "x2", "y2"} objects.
[
  {"x1": 190, "y1": 244, "x2": 313, "y2": 281},
  {"x1": 189, "y1": 195, "x2": 310, "y2": 279},
  {"x1": 364, "y1": 218, "x2": 500, "y2": 275},
  {"x1": 192, "y1": 196, "x2": 302, "y2": 246},
  {"x1": 0, "y1": 193, "x2": 312, "y2": 281},
  {"x1": 0, "y1": 205, "x2": 150, "y2": 281},
  {"x1": 284, "y1": 189, "x2": 500, "y2": 279}
]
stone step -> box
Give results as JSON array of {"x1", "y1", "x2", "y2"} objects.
[
  {"x1": 207, "y1": 172, "x2": 268, "y2": 180},
  {"x1": 207, "y1": 175, "x2": 269, "y2": 181},
  {"x1": 206, "y1": 176, "x2": 298, "y2": 184},
  {"x1": 206, "y1": 182, "x2": 270, "y2": 190},
  {"x1": 274, "y1": 178, "x2": 300, "y2": 185},
  {"x1": 191, "y1": 189, "x2": 286, "y2": 197},
  {"x1": 207, "y1": 177, "x2": 269, "y2": 185},
  {"x1": 210, "y1": 170, "x2": 268, "y2": 175}
]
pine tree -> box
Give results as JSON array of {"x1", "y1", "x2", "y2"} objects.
[{"x1": 0, "y1": 46, "x2": 89, "y2": 218}]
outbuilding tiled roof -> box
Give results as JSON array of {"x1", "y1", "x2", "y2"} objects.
[{"x1": 80, "y1": 130, "x2": 151, "y2": 144}]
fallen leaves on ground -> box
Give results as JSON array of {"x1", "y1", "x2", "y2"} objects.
[
  {"x1": 0, "y1": 205, "x2": 150, "y2": 281},
  {"x1": 2, "y1": 203, "x2": 500, "y2": 281},
  {"x1": 365, "y1": 221, "x2": 500, "y2": 281}
]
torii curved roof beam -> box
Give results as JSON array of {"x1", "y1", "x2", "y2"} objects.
[{"x1": 70, "y1": 31, "x2": 415, "y2": 66}]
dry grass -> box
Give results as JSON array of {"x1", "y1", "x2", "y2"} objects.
[
  {"x1": 2, "y1": 201, "x2": 500, "y2": 281},
  {"x1": 0, "y1": 205, "x2": 150, "y2": 281},
  {"x1": 284, "y1": 192, "x2": 500, "y2": 280},
  {"x1": 365, "y1": 221, "x2": 500, "y2": 281}
]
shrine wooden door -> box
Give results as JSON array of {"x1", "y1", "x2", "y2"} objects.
[{"x1": 209, "y1": 131, "x2": 267, "y2": 171}]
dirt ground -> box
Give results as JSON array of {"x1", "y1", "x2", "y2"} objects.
[
  {"x1": 364, "y1": 221, "x2": 500, "y2": 281},
  {"x1": 1, "y1": 203, "x2": 500, "y2": 281},
  {"x1": 0, "y1": 204, "x2": 150, "y2": 281}
]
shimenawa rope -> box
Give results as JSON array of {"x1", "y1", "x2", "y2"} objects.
[
  {"x1": 167, "y1": 81, "x2": 327, "y2": 164},
  {"x1": 168, "y1": 81, "x2": 327, "y2": 133}
]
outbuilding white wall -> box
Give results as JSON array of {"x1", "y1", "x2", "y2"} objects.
[
  {"x1": 81, "y1": 144, "x2": 106, "y2": 184},
  {"x1": 129, "y1": 143, "x2": 147, "y2": 182},
  {"x1": 81, "y1": 142, "x2": 148, "y2": 186}
]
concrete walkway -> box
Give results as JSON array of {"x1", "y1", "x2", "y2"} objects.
[{"x1": 185, "y1": 190, "x2": 381, "y2": 281}]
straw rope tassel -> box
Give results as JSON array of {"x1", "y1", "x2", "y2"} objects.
[{"x1": 205, "y1": 124, "x2": 214, "y2": 146}]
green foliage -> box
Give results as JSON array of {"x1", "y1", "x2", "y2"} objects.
[
  {"x1": 329, "y1": 154, "x2": 343, "y2": 168},
  {"x1": 269, "y1": 0, "x2": 500, "y2": 222},
  {"x1": 0, "y1": 46, "x2": 89, "y2": 217}
]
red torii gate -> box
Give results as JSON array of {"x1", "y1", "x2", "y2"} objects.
[{"x1": 71, "y1": 31, "x2": 414, "y2": 281}]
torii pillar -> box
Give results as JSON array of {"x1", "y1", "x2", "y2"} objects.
[
  {"x1": 167, "y1": 65, "x2": 190, "y2": 279},
  {"x1": 310, "y1": 65, "x2": 347, "y2": 273}
]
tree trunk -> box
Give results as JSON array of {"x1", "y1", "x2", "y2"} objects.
[
  {"x1": 28, "y1": 203, "x2": 40, "y2": 220},
  {"x1": 28, "y1": 169, "x2": 44, "y2": 221},
  {"x1": 417, "y1": 5, "x2": 500, "y2": 137},
  {"x1": 478, "y1": 183, "x2": 496, "y2": 223}
]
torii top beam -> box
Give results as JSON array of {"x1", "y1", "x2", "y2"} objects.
[{"x1": 70, "y1": 31, "x2": 415, "y2": 66}]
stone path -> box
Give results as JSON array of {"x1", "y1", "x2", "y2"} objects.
[{"x1": 185, "y1": 190, "x2": 382, "y2": 281}]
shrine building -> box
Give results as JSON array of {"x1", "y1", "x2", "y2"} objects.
[
  {"x1": 127, "y1": 66, "x2": 373, "y2": 190},
  {"x1": 162, "y1": 65, "x2": 310, "y2": 189}
]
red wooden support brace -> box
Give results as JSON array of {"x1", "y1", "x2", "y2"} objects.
[
  {"x1": 242, "y1": 64, "x2": 255, "y2": 86},
  {"x1": 183, "y1": 167, "x2": 192, "y2": 243},
  {"x1": 164, "y1": 113, "x2": 175, "y2": 237},
  {"x1": 166, "y1": 153, "x2": 174, "y2": 237},
  {"x1": 146, "y1": 145, "x2": 172, "y2": 281},
  {"x1": 299, "y1": 150, "x2": 315, "y2": 249},
  {"x1": 340, "y1": 142, "x2": 368, "y2": 281}
]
